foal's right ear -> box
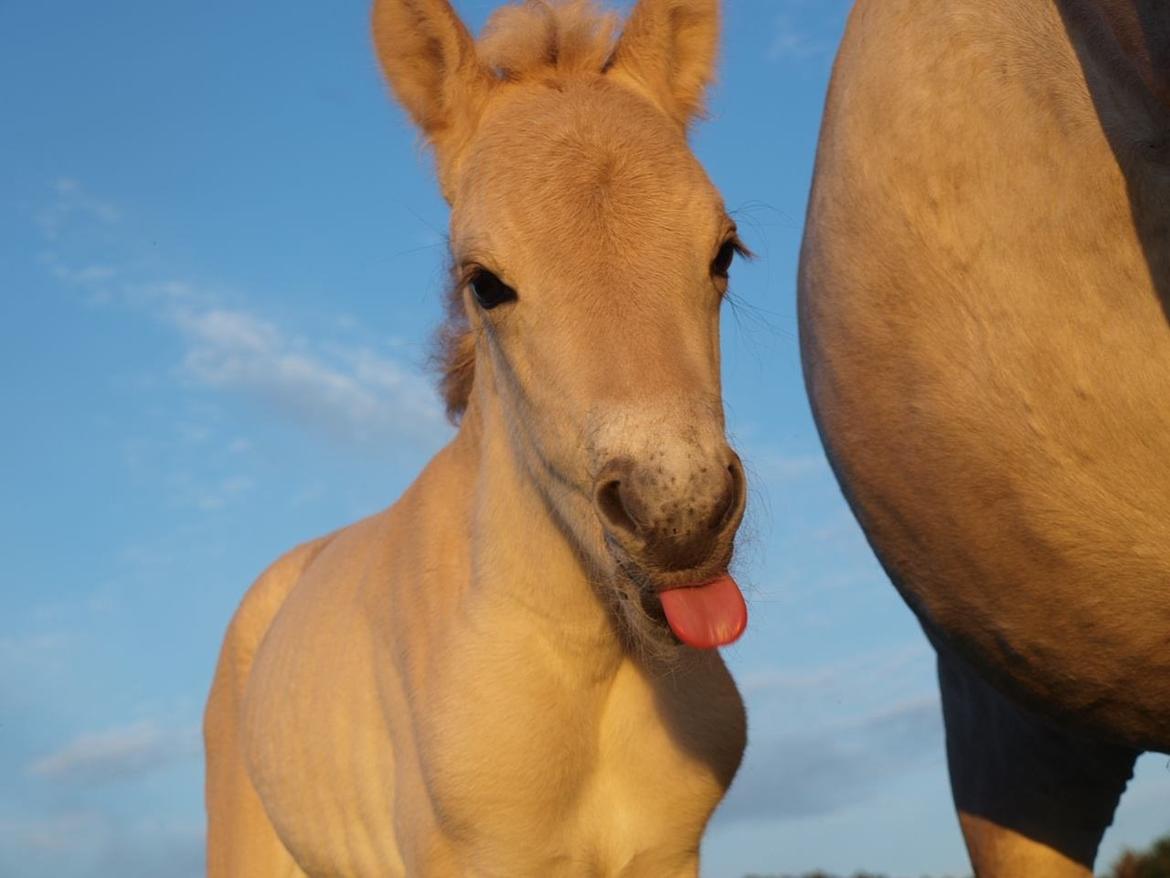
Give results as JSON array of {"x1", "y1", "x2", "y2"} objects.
[{"x1": 372, "y1": 0, "x2": 493, "y2": 196}]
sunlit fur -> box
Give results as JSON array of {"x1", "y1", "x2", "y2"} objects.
[
  {"x1": 800, "y1": 1, "x2": 1170, "y2": 875},
  {"x1": 426, "y1": 0, "x2": 720, "y2": 423},
  {"x1": 205, "y1": 1, "x2": 749, "y2": 875}
]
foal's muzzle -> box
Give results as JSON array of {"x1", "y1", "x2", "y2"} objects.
[{"x1": 594, "y1": 450, "x2": 747, "y2": 576}]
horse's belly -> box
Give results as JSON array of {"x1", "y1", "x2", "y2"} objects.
[
  {"x1": 806, "y1": 337, "x2": 1170, "y2": 748},
  {"x1": 799, "y1": 0, "x2": 1170, "y2": 748},
  {"x1": 803, "y1": 211, "x2": 1170, "y2": 749}
]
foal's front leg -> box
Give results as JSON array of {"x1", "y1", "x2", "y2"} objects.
[{"x1": 936, "y1": 645, "x2": 1139, "y2": 877}]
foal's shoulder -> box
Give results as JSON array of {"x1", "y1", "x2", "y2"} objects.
[{"x1": 227, "y1": 534, "x2": 338, "y2": 652}]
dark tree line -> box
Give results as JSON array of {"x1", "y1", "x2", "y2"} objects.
[
  {"x1": 742, "y1": 832, "x2": 1170, "y2": 878},
  {"x1": 1110, "y1": 834, "x2": 1170, "y2": 878}
]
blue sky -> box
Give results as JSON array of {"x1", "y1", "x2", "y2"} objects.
[{"x1": 1, "y1": 1, "x2": 1167, "y2": 876}]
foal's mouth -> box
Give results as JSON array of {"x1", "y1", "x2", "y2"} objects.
[{"x1": 606, "y1": 540, "x2": 747, "y2": 650}]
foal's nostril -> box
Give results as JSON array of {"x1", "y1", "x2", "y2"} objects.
[
  {"x1": 705, "y1": 475, "x2": 734, "y2": 531},
  {"x1": 597, "y1": 479, "x2": 639, "y2": 536},
  {"x1": 712, "y1": 455, "x2": 746, "y2": 532}
]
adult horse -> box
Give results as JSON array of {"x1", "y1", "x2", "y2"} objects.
[
  {"x1": 800, "y1": 0, "x2": 1170, "y2": 875},
  {"x1": 205, "y1": 0, "x2": 752, "y2": 874}
]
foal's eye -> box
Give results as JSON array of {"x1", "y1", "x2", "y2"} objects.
[
  {"x1": 712, "y1": 240, "x2": 738, "y2": 279},
  {"x1": 469, "y1": 269, "x2": 518, "y2": 310}
]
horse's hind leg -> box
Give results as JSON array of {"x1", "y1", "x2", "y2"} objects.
[{"x1": 936, "y1": 645, "x2": 1139, "y2": 877}]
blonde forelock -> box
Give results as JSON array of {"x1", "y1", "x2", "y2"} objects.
[{"x1": 476, "y1": 0, "x2": 619, "y2": 80}]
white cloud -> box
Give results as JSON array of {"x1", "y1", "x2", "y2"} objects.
[
  {"x1": 29, "y1": 721, "x2": 200, "y2": 785},
  {"x1": 35, "y1": 180, "x2": 450, "y2": 453},
  {"x1": 172, "y1": 306, "x2": 448, "y2": 448}
]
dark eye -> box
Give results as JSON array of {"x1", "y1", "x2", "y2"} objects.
[
  {"x1": 469, "y1": 268, "x2": 518, "y2": 310},
  {"x1": 712, "y1": 240, "x2": 738, "y2": 279}
]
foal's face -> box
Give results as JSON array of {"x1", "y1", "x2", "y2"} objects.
[
  {"x1": 452, "y1": 80, "x2": 747, "y2": 644},
  {"x1": 373, "y1": 0, "x2": 745, "y2": 648}
]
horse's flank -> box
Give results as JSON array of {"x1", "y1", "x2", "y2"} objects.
[{"x1": 800, "y1": 0, "x2": 1170, "y2": 873}]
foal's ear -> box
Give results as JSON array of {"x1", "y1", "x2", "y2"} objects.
[
  {"x1": 606, "y1": 0, "x2": 719, "y2": 128},
  {"x1": 372, "y1": 0, "x2": 493, "y2": 196}
]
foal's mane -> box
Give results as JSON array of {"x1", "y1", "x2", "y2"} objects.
[
  {"x1": 479, "y1": 0, "x2": 619, "y2": 79},
  {"x1": 436, "y1": 0, "x2": 620, "y2": 422}
]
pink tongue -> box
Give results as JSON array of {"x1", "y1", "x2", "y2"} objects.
[{"x1": 658, "y1": 574, "x2": 747, "y2": 649}]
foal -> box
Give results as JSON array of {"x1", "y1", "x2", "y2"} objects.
[{"x1": 205, "y1": 1, "x2": 749, "y2": 874}]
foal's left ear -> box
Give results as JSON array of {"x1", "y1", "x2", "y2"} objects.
[{"x1": 606, "y1": 0, "x2": 719, "y2": 129}]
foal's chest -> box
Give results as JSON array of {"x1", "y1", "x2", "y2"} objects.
[
  {"x1": 408, "y1": 652, "x2": 746, "y2": 875},
  {"x1": 248, "y1": 583, "x2": 745, "y2": 876}
]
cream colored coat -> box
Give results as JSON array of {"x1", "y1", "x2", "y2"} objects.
[{"x1": 205, "y1": 1, "x2": 749, "y2": 875}]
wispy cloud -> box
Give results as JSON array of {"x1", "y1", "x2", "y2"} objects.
[
  {"x1": 35, "y1": 178, "x2": 121, "y2": 241},
  {"x1": 36, "y1": 180, "x2": 450, "y2": 452},
  {"x1": 740, "y1": 642, "x2": 930, "y2": 697},
  {"x1": 0, "y1": 811, "x2": 204, "y2": 878},
  {"x1": 764, "y1": 2, "x2": 852, "y2": 63},
  {"x1": 91, "y1": 817, "x2": 205, "y2": 878},
  {"x1": 715, "y1": 696, "x2": 944, "y2": 824},
  {"x1": 769, "y1": 19, "x2": 828, "y2": 61},
  {"x1": 171, "y1": 472, "x2": 256, "y2": 511},
  {"x1": 29, "y1": 721, "x2": 200, "y2": 786},
  {"x1": 173, "y1": 306, "x2": 445, "y2": 447},
  {"x1": 0, "y1": 632, "x2": 74, "y2": 686},
  {"x1": 0, "y1": 812, "x2": 108, "y2": 852},
  {"x1": 0, "y1": 632, "x2": 72, "y2": 661},
  {"x1": 749, "y1": 450, "x2": 831, "y2": 484}
]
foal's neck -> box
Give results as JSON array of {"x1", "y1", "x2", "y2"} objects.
[{"x1": 446, "y1": 397, "x2": 624, "y2": 668}]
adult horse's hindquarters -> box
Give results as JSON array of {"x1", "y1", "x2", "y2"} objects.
[{"x1": 800, "y1": 0, "x2": 1170, "y2": 875}]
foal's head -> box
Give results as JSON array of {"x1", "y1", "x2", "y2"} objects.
[{"x1": 375, "y1": 0, "x2": 748, "y2": 653}]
